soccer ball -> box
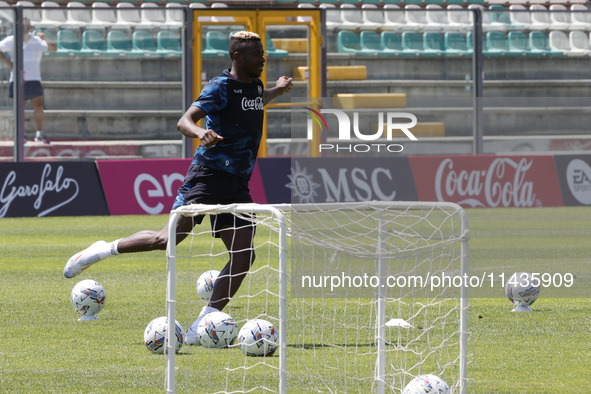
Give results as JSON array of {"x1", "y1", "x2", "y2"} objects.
[
  {"x1": 70, "y1": 279, "x2": 106, "y2": 320},
  {"x1": 197, "y1": 311, "x2": 238, "y2": 348},
  {"x1": 506, "y1": 272, "x2": 540, "y2": 312},
  {"x1": 144, "y1": 316, "x2": 184, "y2": 354},
  {"x1": 196, "y1": 270, "x2": 220, "y2": 302},
  {"x1": 403, "y1": 374, "x2": 450, "y2": 394},
  {"x1": 237, "y1": 319, "x2": 279, "y2": 357}
]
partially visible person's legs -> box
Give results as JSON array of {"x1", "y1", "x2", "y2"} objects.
[
  {"x1": 30, "y1": 95, "x2": 47, "y2": 142},
  {"x1": 185, "y1": 221, "x2": 256, "y2": 345},
  {"x1": 26, "y1": 81, "x2": 49, "y2": 144},
  {"x1": 208, "y1": 225, "x2": 256, "y2": 311},
  {"x1": 63, "y1": 215, "x2": 198, "y2": 278}
]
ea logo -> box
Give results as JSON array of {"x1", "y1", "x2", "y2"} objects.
[{"x1": 566, "y1": 159, "x2": 591, "y2": 205}]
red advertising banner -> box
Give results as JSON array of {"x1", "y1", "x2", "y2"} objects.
[
  {"x1": 96, "y1": 159, "x2": 267, "y2": 215},
  {"x1": 409, "y1": 155, "x2": 564, "y2": 208},
  {"x1": 97, "y1": 159, "x2": 191, "y2": 215}
]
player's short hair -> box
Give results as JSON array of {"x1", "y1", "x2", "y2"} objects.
[{"x1": 229, "y1": 31, "x2": 261, "y2": 60}]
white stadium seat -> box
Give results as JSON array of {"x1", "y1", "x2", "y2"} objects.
[
  {"x1": 530, "y1": 5, "x2": 551, "y2": 31},
  {"x1": 384, "y1": 4, "x2": 407, "y2": 33},
  {"x1": 549, "y1": 4, "x2": 571, "y2": 32},
  {"x1": 569, "y1": 30, "x2": 591, "y2": 55},
  {"x1": 509, "y1": 4, "x2": 531, "y2": 31},
  {"x1": 570, "y1": 5, "x2": 591, "y2": 31},
  {"x1": 340, "y1": 4, "x2": 363, "y2": 31},
  {"x1": 362, "y1": 4, "x2": 385, "y2": 31},
  {"x1": 447, "y1": 5, "x2": 471, "y2": 33}
]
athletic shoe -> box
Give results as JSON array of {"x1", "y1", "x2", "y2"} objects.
[
  {"x1": 184, "y1": 323, "x2": 202, "y2": 346},
  {"x1": 34, "y1": 136, "x2": 50, "y2": 144},
  {"x1": 184, "y1": 306, "x2": 219, "y2": 345},
  {"x1": 63, "y1": 240, "x2": 109, "y2": 278}
]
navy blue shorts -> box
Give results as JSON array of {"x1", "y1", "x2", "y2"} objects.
[
  {"x1": 8, "y1": 81, "x2": 44, "y2": 100},
  {"x1": 173, "y1": 164, "x2": 254, "y2": 237}
]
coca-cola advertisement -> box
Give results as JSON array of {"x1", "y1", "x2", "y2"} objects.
[{"x1": 409, "y1": 155, "x2": 564, "y2": 208}]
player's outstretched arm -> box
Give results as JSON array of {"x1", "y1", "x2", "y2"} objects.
[
  {"x1": 177, "y1": 106, "x2": 223, "y2": 147},
  {"x1": 263, "y1": 76, "x2": 293, "y2": 105}
]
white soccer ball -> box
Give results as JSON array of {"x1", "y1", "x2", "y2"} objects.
[
  {"x1": 70, "y1": 279, "x2": 106, "y2": 319},
  {"x1": 237, "y1": 319, "x2": 279, "y2": 357},
  {"x1": 144, "y1": 316, "x2": 184, "y2": 354},
  {"x1": 403, "y1": 374, "x2": 450, "y2": 394},
  {"x1": 197, "y1": 311, "x2": 238, "y2": 348},
  {"x1": 506, "y1": 272, "x2": 540, "y2": 311},
  {"x1": 196, "y1": 270, "x2": 220, "y2": 302}
]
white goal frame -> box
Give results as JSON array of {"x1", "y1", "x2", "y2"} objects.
[{"x1": 165, "y1": 202, "x2": 470, "y2": 394}]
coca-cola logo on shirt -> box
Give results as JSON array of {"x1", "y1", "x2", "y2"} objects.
[
  {"x1": 434, "y1": 157, "x2": 537, "y2": 208},
  {"x1": 241, "y1": 97, "x2": 263, "y2": 111}
]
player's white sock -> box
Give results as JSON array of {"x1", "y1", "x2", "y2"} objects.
[
  {"x1": 109, "y1": 239, "x2": 121, "y2": 255},
  {"x1": 35, "y1": 131, "x2": 43, "y2": 139},
  {"x1": 185, "y1": 305, "x2": 220, "y2": 345}
]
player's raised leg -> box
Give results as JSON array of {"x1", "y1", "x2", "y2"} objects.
[{"x1": 63, "y1": 215, "x2": 196, "y2": 278}]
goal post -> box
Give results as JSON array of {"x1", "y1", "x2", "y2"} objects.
[{"x1": 165, "y1": 202, "x2": 471, "y2": 393}]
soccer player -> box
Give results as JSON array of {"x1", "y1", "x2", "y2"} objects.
[{"x1": 63, "y1": 31, "x2": 292, "y2": 344}]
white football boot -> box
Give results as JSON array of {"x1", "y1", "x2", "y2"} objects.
[
  {"x1": 185, "y1": 306, "x2": 220, "y2": 346},
  {"x1": 63, "y1": 241, "x2": 110, "y2": 278}
]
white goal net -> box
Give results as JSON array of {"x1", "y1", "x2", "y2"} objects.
[{"x1": 165, "y1": 202, "x2": 471, "y2": 393}]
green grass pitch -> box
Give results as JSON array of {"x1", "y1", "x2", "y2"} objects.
[{"x1": 1, "y1": 207, "x2": 590, "y2": 393}]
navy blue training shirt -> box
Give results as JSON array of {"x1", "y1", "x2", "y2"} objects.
[{"x1": 192, "y1": 69, "x2": 265, "y2": 180}]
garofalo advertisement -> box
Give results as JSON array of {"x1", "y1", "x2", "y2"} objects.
[{"x1": 0, "y1": 162, "x2": 109, "y2": 218}]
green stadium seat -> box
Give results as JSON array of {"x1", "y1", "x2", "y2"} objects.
[
  {"x1": 381, "y1": 31, "x2": 407, "y2": 56},
  {"x1": 529, "y1": 31, "x2": 562, "y2": 57},
  {"x1": 401, "y1": 31, "x2": 422, "y2": 56},
  {"x1": 132, "y1": 30, "x2": 157, "y2": 55},
  {"x1": 202, "y1": 30, "x2": 228, "y2": 57},
  {"x1": 32, "y1": 30, "x2": 57, "y2": 45},
  {"x1": 444, "y1": 32, "x2": 471, "y2": 57},
  {"x1": 56, "y1": 29, "x2": 80, "y2": 55},
  {"x1": 157, "y1": 30, "x2": 181, "y2": 56},
  {"x1": 81, "y1": 30, "x2": 107, "y2": 56},
  {"x1": 423, "y1": 32, "x2": 444, "y2": 56},
  {"x1": 466, "y1": 31, "x2": 486, "y2": 53},
  {"x1": 507, "y1": 31, "x2": 529, "y2": 56},
  {"x1": 360, "y1": 30, "x2": 381, "y2": 49},
  {"x1": 489, "y1": 4, "x2": 511, "y2": 26},
  {"x1": 485, "y1": 31, "x2": 508, "y2": 56},
  {"x1": 337, "y1": 30, "x2": 377, "y2": 56},
  {"x1": 107, "y1": 30, "x2": 132, "y2": 55},
  {"x1": 266, "y1": 34, "x2": 288, "y2": 58}
]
